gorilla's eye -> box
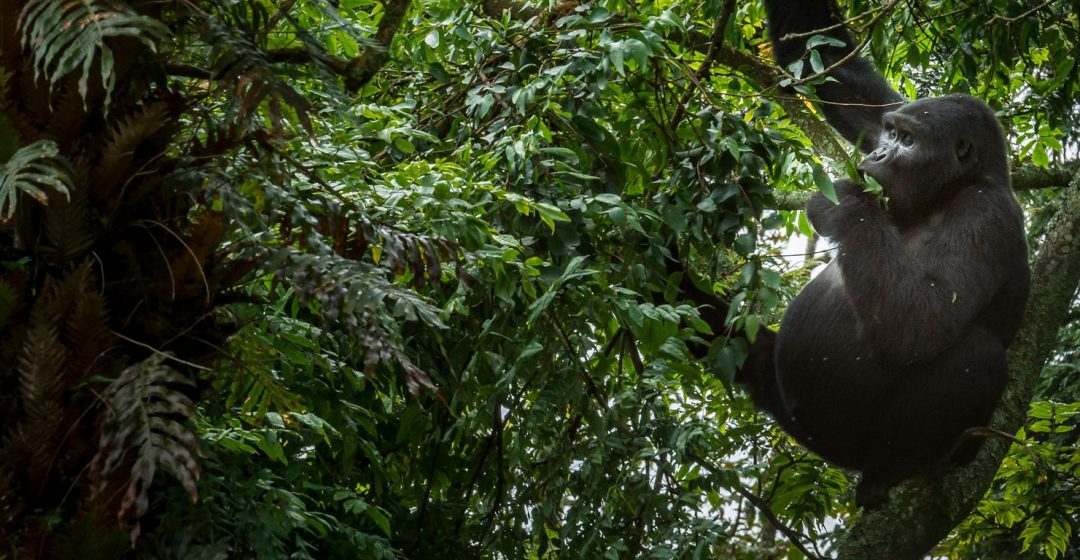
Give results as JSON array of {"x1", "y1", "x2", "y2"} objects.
[
  {"x1": 899, "y1": 132, "x2": 914, "y2": 146},
  {"x1": 886, "y1": 127, "x2": 896, "y2": 139}
]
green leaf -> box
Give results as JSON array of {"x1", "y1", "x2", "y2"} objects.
[
  {"x1": 863, "y1": 174, "x2": 885, "y2": 197},
  {"x1": 813, "y1": 165, "x2": 837, "y2": 203},
  {"x1": 366, "y1": 505, "x2": 392, "y2": 536},
  {"x1": 1032, "y1": 144, "x2": 1049, "y2": 167},
  {"x1": 536, "y1": 202, "x2": 570, "y2": 232},
  {"x1": 424, "y1": 29, "x2": 440, "y2": 48},
  {"x1": 787, "y1": 59, "x2": 805, "y2": 79},
  {"x1": 571, "y1": 114, "x2": 621, "y2": 159},
  {"x1": 526, "y1": 256, "x2": 593, "y2": 323},
  {"x1": 609, "y1": 41, "x2": 625, "y2": 76},
  {"x1": 796, "y1": 210, "x2": 814, "y2": 237},
  {"x1": 394, "y1": 137, "x2": 416, "y2": 154},
  {"x1": 593, "y1": 193, "x2": 622, "y2": 205},
  {"x1": 744, "y1": 315, "x2": 760, "y2": 343},
  {"x1": 809, "y1": 50, "x2": 825, "y2": 75},
  {"x1": 806, "y1": 35, "x2": 847, "y2": 49}
]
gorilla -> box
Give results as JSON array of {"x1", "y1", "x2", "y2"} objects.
[{"x1": 734, "y1": 0, "x2": 1031, "y2": 507}]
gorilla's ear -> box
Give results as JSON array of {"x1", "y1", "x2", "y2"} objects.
[{"x1": 956, "y1": 138, "x2": 973, "y2": 160}]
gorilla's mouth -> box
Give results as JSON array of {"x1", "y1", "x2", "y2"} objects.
[{"x1": 857, "y1": 169, "x2": 889, "y2": 198}]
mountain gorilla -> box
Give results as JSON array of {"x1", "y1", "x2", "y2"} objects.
[{"x1": 736, "y1": 0, "x2": 1031, "y2": 506}]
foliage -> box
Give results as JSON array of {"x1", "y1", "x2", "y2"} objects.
[
  {"x1": 0, "y1": 0, "x2": 1076, "y2": 559},
  {"x1": 939, "y1": 328, "x2": 1080, "y2": 559},
  {"x1": 0, "y1": 140, "x2": 71, "y2": 220},
  {"x1": 19, "y1": 0, "x2": 168, "y2": 106},
  {"x1": 91, "y1": 355, "x2": 202, "y2": 546}
]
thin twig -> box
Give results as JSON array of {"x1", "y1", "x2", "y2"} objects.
[
  {"x1": 669, "y1": 0, "x2": 735, "y2": 129},
  {"x1": 111, "y1": 331, "x2": 211, "y2": 371},
  {"x1": 550, "y1": 314, "x2": 610, "y2": 412},
  {"x1": 777, "y1": 0, "x2": 903, "y2": 88},
  {"x1": 136, "y1": 220, "x2": 212, "y2": 304},
  {"x1": 779, "y1": 0, "x2": 902, "y2": 41},
  {"x1": 990, "y1": 0, "x2": 1054, "y2": 24}
]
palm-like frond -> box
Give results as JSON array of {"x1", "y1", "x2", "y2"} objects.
[
  {"x1": 18, "y1": 0, "x2": 168, "y2": 105},
  {"x1": 92, "y1": 355, "x2": 201, "y2": 543},
  {"x1": 0, "y1": 140, "x2": 72, "y2": 220}
]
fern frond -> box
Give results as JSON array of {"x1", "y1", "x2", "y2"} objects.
[
  {"x1": 90, "y1": 102, "x2": 169, "y2": 195},
  {"x1": 91, "y1": 355, "x2": 200, "y2": 540},
  {"x1": 18, "y1": 0, "x2": 168, "y2": 106},
  {"x1": 14, "y1": 277, "x2": 70, "y2": 488},
  {"x1": 44, "y1": 185, "x2": 92, "y2": 265},
  {"x1": 58, "y1": 261, "x2": 111, "y2": 375},
  {"x1": 268, "y1": 247, "x2": 446, "y2": 394},
  {"x1": 0, "y1": 139, "x2": 73, "y2": 220}
]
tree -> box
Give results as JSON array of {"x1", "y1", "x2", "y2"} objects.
[{"x1": 0, "y1": 0, "x2": 1076, "y2": 558}]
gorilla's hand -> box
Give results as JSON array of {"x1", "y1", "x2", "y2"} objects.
[{"x1": 806, "y1": 179, "x2": 879, "y2": 238}]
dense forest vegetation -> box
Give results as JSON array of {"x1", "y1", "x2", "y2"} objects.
[{"x1": 0, "y1": 0, "x2": 1078, "y2": 558}]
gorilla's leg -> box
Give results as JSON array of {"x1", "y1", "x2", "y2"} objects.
[{"x1": 856, "y1": 327, "x2": 1008, "y2": 507}]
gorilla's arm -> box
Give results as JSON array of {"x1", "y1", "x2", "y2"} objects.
[
  {"x1": 827, "y1": 188, "x2": 1020, "y2": 364},
  {"x1": 805, "y1": 179, "x2": 866, "y2": 237},
  {"x1": 762, "y1": 0, "x2": 905, "y2": 152}
]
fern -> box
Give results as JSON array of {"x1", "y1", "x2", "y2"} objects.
[
  {"x1": 12, "y1": 273, "x2": 70, "y2": 493},
  {"x1": 18, "y1": 0, "x2": 168, "y2": 106},
  {"x1": 92, "y1": 355, "x2": 200, "y2": 543},
  {"x1": 91, "y1": 102, "x2": 169, "y2": 193},
  {"x1": 0, "y1": 139, "x2": 73, "y2": 220},
  {"x1": 57, "y1": 261, "x2": 112, "y2": 372},
  {"x1": 43, "y1": 185, "x2": 93, "y2": 265}
]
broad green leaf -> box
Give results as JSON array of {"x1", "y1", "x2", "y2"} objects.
[{"x1": 813, "y1": 165, "x2": 837, "y2": 203}]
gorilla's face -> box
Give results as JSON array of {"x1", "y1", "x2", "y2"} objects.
[{"x1": 857, "y1": 95, "x2": 1005, "y2": 220}]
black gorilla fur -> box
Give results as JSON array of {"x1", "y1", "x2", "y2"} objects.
[{"x1": 738, "y1": 0, "x2": 1031, "y2": 507}]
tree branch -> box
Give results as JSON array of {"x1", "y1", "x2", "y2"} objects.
[
  {"x1": 163, "y1": 1, "x2": 412, "y2": 93},
  {"x1": 772, "y1": 165, "x2": 1077, "y2": 211},
  {"x1": 1010, "y1": 165, "x2": 1076, "y2": 191},
  {"x1": 669, "y1": 0, "x2": 736, "y2": 130},
  {"x1": 344, "y1": 0, "x2": 413, "y2": 91},
  {"x1": 709, "y1": 41, "x2": 851, "y2": 163}
]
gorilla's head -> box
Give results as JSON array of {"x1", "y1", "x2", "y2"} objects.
[{"x1": 858, "y1": 94, "x2": 1008, "y2": 219}]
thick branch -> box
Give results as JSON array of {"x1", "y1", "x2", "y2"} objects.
[
  {"x1": 344, "y1": 0, "x2": 413, "y2": 91},
  {"x1": 1010, "y1": 165, "x2": 1076, "y2": 191},
  {"x1": 773, "y1": 165, "x2": 1077, "y2": 211},
  {"x1": 834, "y1": 174, "x2": 1080, "y2": 559},
  {"x1": 710, "y1": 42, "x2": 851, "y2": 163}
]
